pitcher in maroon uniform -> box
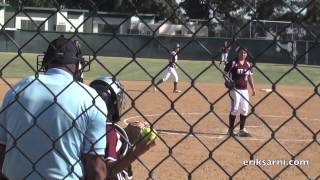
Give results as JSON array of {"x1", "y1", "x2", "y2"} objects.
[{"x1": 224, "y1": 48, "x2": 256, "y2": 137}]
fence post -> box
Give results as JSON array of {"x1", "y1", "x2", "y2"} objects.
[{"x1": 305, "y1": 41, "x2": 309, "y2": 65}]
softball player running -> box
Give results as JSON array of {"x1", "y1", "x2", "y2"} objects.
[
  {"x1": 224, "y1": 47, "x2": 256, "y2": 137},
  {"x1": 154, "y1": 44, "x2": 182, "y2": 93}
]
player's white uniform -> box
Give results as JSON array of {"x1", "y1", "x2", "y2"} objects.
[
  {"x1": 162, "y1": 51, "x2": 179, "y2": 82},
  {"x1": 221, "y1": 44, "x2": 230, "y2": 64},
  {"x1": 230, "y1": 89, "x2": 250, "y2": 116},
  {"x1": 221, "y1": 51, "x2": 229, "y2": 63},
  {"x1": 225, "y1": 60, "x2": 253, "y2": 116}
]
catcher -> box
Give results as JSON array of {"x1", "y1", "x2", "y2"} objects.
[{"x1": 90, "y1": 77, "x2": 156, "y2": 180}]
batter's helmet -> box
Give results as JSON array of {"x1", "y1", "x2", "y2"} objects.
[{"x1": 90, "y1": 76, "x2": 125, "y2": 123}]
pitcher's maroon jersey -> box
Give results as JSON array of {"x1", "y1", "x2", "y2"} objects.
[{"x1": 224, "y1": 59, "x2": 252, "y2": 90}]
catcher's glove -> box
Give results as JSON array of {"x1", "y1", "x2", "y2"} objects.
[
  {"x1": 124, "y1": 121, "x2": 148, "y2": 143},
  {"x1": 224, "y1": 80, "x2": 234, "y2": 89}
]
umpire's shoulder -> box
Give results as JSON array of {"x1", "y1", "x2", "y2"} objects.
[
  {"x1": 9, "y1": 76, "x2": 35, "y2": 93},
  {"x1": 1, "y1": 76, "x2": 37, "y2": 105},
  {"x1": 77, "y1": 82, "x2": 99, "y2": 97},
  {"x1": 75, "y1": 82, "x2": 107, "y2": 108}
]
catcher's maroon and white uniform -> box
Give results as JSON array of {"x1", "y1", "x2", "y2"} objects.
[
  {"x1": 224, "y1": 59, "x2": 253, "y2": 116},
  {"x1": 106, "y1": 125, "x2": 131, "y2": 180}
]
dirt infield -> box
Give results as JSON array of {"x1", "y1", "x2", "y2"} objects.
[
  {"x1": 121, "y1": 81, "x2": 319, "y2": 180},
  {"x1": 0, "y1": 79, "x2": 319, "y2": 179}
]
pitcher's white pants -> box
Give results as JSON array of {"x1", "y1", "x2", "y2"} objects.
[
  {"x1": 162, "y1": 67, "x2": 178, "y2": 82},
  {"x1": 229, "y1": 89, "x2": 250, "y2": 116}
]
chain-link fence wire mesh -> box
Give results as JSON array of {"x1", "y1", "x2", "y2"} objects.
[{"x1": 0, "y1": 0, "x2": 319, "y2": 179}]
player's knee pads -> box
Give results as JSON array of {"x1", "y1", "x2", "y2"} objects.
[
  {"x1": 240, "y1": 107, "x2": 249, "y2": 116},
  {"x1": 230, "y1": 109, "x2": 238, "y2": 116},
  {"x1": 240, "y1": 111, "x2": 248, "y2": 116}
]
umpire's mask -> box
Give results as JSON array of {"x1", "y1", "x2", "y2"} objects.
[
  {"x1": 41, "y1": 36, "x2": 84, "y2": 82},
  {"x1": 90, "y1": 77, "x2": 125, "y2": 123}
]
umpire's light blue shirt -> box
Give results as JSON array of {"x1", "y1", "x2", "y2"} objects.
[{"x1": 0, "y1": 68, "x2": 108, "y2": 179}]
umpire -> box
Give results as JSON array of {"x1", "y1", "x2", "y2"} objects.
[{"x1": 0, "y1": 36, "x2": 108, "y2": 179}]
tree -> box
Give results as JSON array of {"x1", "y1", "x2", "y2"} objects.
[
  {"x1": 6, "y1": 0, "x2": 83, "y2": 9},
  {"x1": 304, "y1": 0, "x2": 320, "y2": 25},
  {"x1": 180, "y1": 0, "x2": 208, "y2": 19},
  {"x1": 6, "y1": 0, "x2": 318, "y2": 25},
  {"x1": 6, "y1": 0, "x2": 182, "y2": 23}
]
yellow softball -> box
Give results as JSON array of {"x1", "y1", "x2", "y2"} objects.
[{"x1": 141, "y1": 127, "x2": 158, "y2": 141}]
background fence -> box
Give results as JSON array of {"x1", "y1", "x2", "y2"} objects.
[{"x1": 0, "y1": 30, "x2": 320, "y2": 65}]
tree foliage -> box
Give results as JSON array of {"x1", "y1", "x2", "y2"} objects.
[
  {"x1": 5, "y1": 0, "x2": 320, "y2": 24},
  {"x1": 6, "y1": 0, "x2": 182, "y2": 23},
  {"x1": 180, "y1": 0, "x2": 208, "y2": 19},
  {"x1": 304, "y1": 1, "x2": 320, "y2": 25}
]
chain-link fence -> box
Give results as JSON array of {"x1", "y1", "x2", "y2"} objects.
[{"x1": 0, "y1": 0, "x2": 319, "y2": 179}]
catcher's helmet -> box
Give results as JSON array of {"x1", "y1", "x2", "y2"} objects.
[{"x1": 90, "y1": 77, "x2": 125, "y2": 123}]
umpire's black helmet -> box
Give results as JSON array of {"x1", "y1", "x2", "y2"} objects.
[
  {"x1": 43, "y1": 36, "x2": 83, "y2": 68},
  {"x1": 37, "y1": 36, "x2": 89, "y2": 82}
]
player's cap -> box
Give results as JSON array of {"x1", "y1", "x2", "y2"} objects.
[{"x1": 43, "y1": 36, "x2": 82, "y2": 66}]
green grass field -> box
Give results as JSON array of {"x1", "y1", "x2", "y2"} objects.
[{"x1": 0, "y1": 52, "x2": 319, "y2": 86}]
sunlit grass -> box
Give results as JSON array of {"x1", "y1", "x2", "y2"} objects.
[{"x1": 0, "y1": 52, "x2": 319, "y2": 86}]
